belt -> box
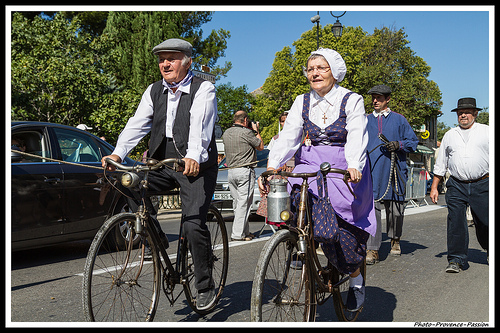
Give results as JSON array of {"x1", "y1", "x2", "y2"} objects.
[{"x1": 451, "y1": 173, "x2": 489, "y2": 184}]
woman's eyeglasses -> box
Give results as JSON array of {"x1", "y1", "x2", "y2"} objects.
[{"x1": 305, "y1": 66, "x2": 330, "y2": 74}]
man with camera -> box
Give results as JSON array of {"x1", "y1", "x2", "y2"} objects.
[{"x1": 222, "y1": 110, "x2": 264, "y2": 241}]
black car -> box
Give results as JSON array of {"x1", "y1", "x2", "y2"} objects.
[{"x1": 10, "y1": 121, "x2": 137, "y2": 251}]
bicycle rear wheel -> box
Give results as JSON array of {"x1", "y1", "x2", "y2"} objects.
[
  {"x1": 331, "y1": 259, "x2": 366, "y2": 321},
  {"x1": 182, "y1": 205, "x2": 229, "y2": 315},
  {"x1": 82, "y1": 213, "x2": 161, "y2": 322},
  {"x1": 251, "y1": 229, "x2": 316, "y2": 322}
]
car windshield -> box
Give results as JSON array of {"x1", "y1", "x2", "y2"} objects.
[{"x1": 218, "y1": 148, "x2": 269, "y2": 168}]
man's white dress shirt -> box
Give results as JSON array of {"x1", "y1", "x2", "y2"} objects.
[{"x1": 433, "y1": 122, "x2": 489, "y2": 181}]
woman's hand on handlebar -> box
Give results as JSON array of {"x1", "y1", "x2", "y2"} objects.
[
  {"x1": 102, "y1": 154, "x2": 122, "y2": 172},
  {"x1": 347, "y1": 167, "x2": 362, "y2": 184},
  {"x1": 258, "y1": 167, "x2": 275, "y2": 196}
]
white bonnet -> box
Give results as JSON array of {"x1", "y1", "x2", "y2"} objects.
[{"x1": 309, "y1": 48, "x2": 346, "y2": 83}]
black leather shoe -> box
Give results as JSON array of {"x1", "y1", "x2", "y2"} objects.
[{"x1": 197, "y1": 287, "x2": 216, "y2": 311}]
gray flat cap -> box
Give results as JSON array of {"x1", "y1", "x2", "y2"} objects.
[
  {"x1": 152, "y1": 38, "x2": 192, "y2": 57},
  {"x1": 368, "y1": 84, "x2": 392, "y2": 95}
]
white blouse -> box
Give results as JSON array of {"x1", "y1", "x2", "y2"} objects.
[{"x1": 267, "y1": 84, "x2": 368, "y2": 172}]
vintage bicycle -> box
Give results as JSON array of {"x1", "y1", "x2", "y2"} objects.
[
  {"x1": 82, "y1": 158, "x2": 228, "y2": 321},
  {"x1": 251, "y1": 162, "x2": 366, "y2": 322}
]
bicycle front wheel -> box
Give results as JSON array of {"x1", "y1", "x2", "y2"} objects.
[
  {"x1": 251, "y1": 229, "x2": 316, "y2": 322},
  {"x1": 82, "y1": 213, "x2": 161, "y2": 322}
]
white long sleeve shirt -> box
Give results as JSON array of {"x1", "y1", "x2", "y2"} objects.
[
  {"x1": 112, "y1": 77, "x2": 217, "y2": 164},
  {"x1": 433, "y1": 122, "x2": 489, "y2": 181},
  {"x1": 267, "y1": 84, "x2": 368, "y2": 171}
]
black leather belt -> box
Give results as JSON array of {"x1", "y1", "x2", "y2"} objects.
[{"x1": 451, "y1": 173, "x2": 489, "y2": 184}]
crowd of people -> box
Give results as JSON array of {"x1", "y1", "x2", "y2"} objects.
[{"x1": 99, "y1": 37, "x2": 489, "y2": 315}]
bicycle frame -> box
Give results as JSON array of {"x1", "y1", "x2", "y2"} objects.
[{"x1": 261, "y1": 166, "x2": 353, "y2": 295}]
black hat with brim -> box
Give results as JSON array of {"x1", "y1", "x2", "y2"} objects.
[{"x1": 451, "y1": 97, "x2": 482, "y2": 112}]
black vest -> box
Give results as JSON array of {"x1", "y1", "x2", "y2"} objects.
[{"x1": 148, "y1": 76, "x2": 217, "y2": 170}]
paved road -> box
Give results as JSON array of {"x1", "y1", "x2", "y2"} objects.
[{"x1": 9, "y1": 195, "x2": 492, "y2": 326}]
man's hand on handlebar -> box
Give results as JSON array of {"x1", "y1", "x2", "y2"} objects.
[
  {"x1": 182, "y1": 158, "x2": 200, "y2": 177},
  {"x1": 102, "y1": 154, "x2": 122, "y2": 172}
]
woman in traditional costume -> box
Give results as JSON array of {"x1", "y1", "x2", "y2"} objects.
[{"x1": 260, "y1": 48, "x2": 376, "y2": 312}]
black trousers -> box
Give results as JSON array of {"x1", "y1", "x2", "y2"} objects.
[
  {"x1": 445, "y1": 176, "x2": 489, "y2": 266},
  {"x1": 125, "y1": 163, "x2": 218, "y2": 291}
]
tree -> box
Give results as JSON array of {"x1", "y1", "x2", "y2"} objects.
[
  {"x1": 476, "y1": 107, "x2": 489, "y2": 125},
  {"x1": 101, "y1": 11, "x2": 231, "y2": 94},
  {"x1": 11, "y1": 12, "x2": 113, "y2": 126},
  {"x1": 215, "y1": 83, "x2": 255, "y2": 131},
  {"x1": 252, "y1": 25, "x2": 442, "y2": 143},
  {"x1": 436, "y1": 121, "x2": 451, "y2": 142}
]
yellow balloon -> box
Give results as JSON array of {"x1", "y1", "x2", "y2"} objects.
[{"x1": 421, "y1": 130, "x2": 430, "y2": 139}]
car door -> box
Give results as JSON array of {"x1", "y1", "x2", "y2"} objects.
[
  {"x1": 51, "y1": 127, "x2": 114, "y2": 236},
  {"x1": 11, "y1": 125, "x2": 65, "y2": 249}
]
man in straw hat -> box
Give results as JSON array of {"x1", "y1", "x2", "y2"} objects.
[{"x1": 430, "y1": 97, "x2": 489, "y2": 273}]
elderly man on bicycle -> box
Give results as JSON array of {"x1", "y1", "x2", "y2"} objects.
[{"x1": 102, "y1": 38, "x2": 219, "y2": 311}]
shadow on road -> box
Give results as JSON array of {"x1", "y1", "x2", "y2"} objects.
[{"x1": 174, "y1": 280, "x2": 254, "y2": 322}]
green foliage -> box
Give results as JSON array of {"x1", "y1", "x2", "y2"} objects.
[
  {"x1": 102, "y1": 11, "x2": 184, "y2": 93},
  {"x1": 436, "y1": 121, "x2": 451, "y2": 141},
  {"x1": 215, "y1": 83, "x2": 255, "y2": 131},
  {"x1": 476, "y1": 107, "x2": 489, "y2": 125},
  {"x1": 11, "y1": 13, "x2": 112, "y2": 126},
  {"x1": 253, "y1": 25, "x2": 443, "y2": 142}
]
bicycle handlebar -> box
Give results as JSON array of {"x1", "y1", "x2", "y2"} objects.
[
  {"x1": 105, "y1": 157, "x2": 185, "y2": 172},
  {"x1": 260, "y1": 167, "x2": 349, "y2": 181},
  {"x1": 260, "y1": 163, "x2": 356, "y2": 198}
]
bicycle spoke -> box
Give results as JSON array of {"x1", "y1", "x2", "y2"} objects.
[
  {"x1": 82, "y1": 214, "x2": 160, "y2": 322},
  {"x1": 252, "y1": 230, "x2": 315, "y2": 322}
]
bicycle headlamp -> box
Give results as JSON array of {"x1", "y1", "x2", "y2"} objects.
[
  {"x1": 280, "y1": 210, "x2": 291, "y2": 222},
  {"x1": 121, "y1": 172, "x2": 140, "y2": 188}
]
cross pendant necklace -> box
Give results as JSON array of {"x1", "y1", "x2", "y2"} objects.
[{"x1": 317, "y1": 102, "x2": 328, "y2": 124}]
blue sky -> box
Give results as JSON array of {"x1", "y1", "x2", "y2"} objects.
[{"x1": 201, "y1": 6, "x2": 493, "y2": 128}]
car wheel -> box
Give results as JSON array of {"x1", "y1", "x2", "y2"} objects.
[{"x1": 111, "y1": 199, "x2": 141, "y2": 248}]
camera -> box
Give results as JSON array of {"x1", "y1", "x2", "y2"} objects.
[{"x1": 246, "y1": 119, "x2": 259, "y2": 134}]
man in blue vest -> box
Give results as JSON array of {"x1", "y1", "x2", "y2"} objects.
[
  {"x1": 102, "y1": 38, "x2": 219, "y2": 311},
  {"x1": 365, "y1": 84, "x2": 418, "y2": 264}
]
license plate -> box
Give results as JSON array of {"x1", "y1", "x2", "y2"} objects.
[{"x1": 213, "y1": 193, "x2": 232, "y2": 200}]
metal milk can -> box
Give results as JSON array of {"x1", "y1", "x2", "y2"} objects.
[{"x1": 267, "y1": 178, "x2": 291, "y2": 223}]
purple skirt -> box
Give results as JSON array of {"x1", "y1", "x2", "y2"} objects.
[{"x1": 288, "y1": 145, "x2": 376, "y2": 237}]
